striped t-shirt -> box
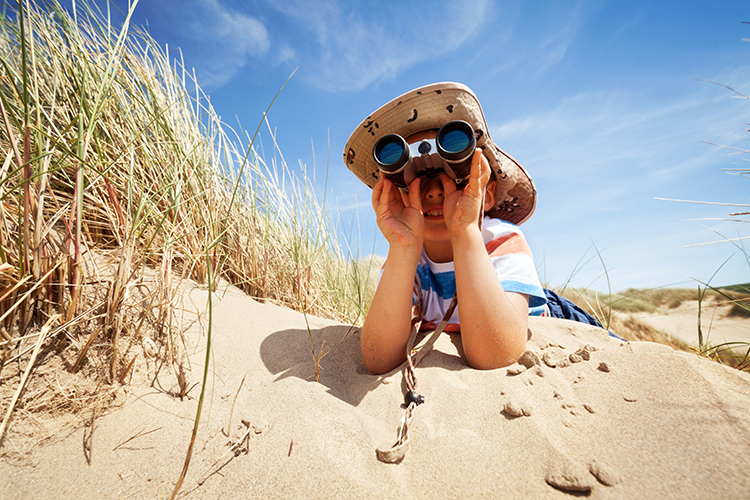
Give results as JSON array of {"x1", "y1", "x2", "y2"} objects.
[{"x1": 411, "y1": 217, "x2": 546, "y2": 332}]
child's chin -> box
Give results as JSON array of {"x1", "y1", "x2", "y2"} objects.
[{"x1": 423, "y1": 223, "x2": 450, "y2": 240}]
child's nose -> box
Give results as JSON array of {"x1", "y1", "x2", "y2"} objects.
[{"x1": 421, "y1": 176, "x2": 443, "y2": 200}]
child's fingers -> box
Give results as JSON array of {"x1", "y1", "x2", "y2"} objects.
[
  {"x1": 440, "y1": 174, "x2": 458, "y2": 197},
  {"x1": 478, "y1": 151, "x2": 491, "y2": 185},
  {"x1": 377, "y1": 177, "x2": 396, "y2": 214},
  {"x1": 466, "y1": 149, "x2": 489, "y2": 195},
  {"x1": 405, "y1": 177, "x2": 423, "y2": 212},
  {"x1": 371, "y1": 175, "x2": 385, "y2": 211}
]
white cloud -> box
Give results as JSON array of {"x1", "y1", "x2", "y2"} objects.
[
  {"x1": 479, "y1": 0, "x2": 601, "y2": 78},
  {"x1": 495, "y1": 72, "x2": 750, "y2": 291},
  {"x1": 277, "y1": 44, "x2": 296, "y2": 65},
  {"x1": 491, "y1": 81, "x2": 750, "y2": 186},
  {"x1": 261, "y1": 0, "x2": 493, "y2": 91},
  {"x1": 143, "y1": 0, "x2": 270, "y2": 89}
]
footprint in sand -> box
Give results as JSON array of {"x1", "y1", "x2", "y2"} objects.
[{"x1": 508, "y1": 345, "x2": 619, "y2": 494}]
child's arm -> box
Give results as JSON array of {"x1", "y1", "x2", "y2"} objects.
[
  {"x1": 442, "y1": 151, "x2": 529, "y2": 369},
  {"x1": 361, "y1": 176, "x2": 424, "y2": 374}
]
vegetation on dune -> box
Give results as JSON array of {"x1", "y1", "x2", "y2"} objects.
[
  {"x1": 563, "y1": 286, "x2": 750, "y2": 315},
  {"x1": 0, "y1": 0, "x2": 376, "y2": 458},
  {"x1": 557, "y1": 284, "x2": 750, "y2": 370}
]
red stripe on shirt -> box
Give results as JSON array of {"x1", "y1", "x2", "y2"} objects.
[{"x1": 485, "y1": 231, "x2": 531, "y2": 258}]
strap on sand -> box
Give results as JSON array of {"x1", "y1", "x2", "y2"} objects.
[
  {"x1": 376, "y1": 183, "x2": 483, "y2": 463},
  {"x1": 376, "y1": 293, "x2": 458, "y2": 463}
]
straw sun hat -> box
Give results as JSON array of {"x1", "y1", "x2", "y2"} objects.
[{"x1": 344, "y1": 82, "x2": 537, "y2": 225}]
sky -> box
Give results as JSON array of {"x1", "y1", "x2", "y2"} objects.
[{"x1": 92, "y1": 0, "x2": 750, "y2": 292}]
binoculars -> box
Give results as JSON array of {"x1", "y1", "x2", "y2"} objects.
[{"x1": 372, "y1": 120, "x2": 476, "y2": 189}]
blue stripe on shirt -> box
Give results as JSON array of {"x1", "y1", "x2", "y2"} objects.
[
  {"x1": 417, "y1": 268, "x2": 546, "y2": 313},
  {"x1": 498, "y1": 279, "x2": 546, "y2": 308},
  {"x1": 416, "y1": 263, "x2": 456, "y2": 300}
]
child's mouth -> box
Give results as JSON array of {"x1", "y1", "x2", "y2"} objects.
[{"x1": 424, "y1": 209, "x2": 444, "y2": 220}]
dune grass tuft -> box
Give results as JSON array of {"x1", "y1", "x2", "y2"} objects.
[{"x1": 0, "y1": 0, "x2": 376, "y2": 455}]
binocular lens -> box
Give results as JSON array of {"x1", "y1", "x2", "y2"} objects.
[
  {"x1": 376, "y1": 141, "x2": 405, "y2": 166},
  {"x1": 440, "y1": 129, "x2": 472, "y2": 153},
  {"x1": 373, "y1": 134, "x2": 409, "y2": 173},
  {"x1": 372, "y1": 121, "x2": 476, "y2": 190},
  {"x1": 436, "y1": 121, "x2": 475, "y2": 162}
]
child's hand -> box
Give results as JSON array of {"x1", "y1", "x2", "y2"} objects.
[
  {"x1": 372, "y1": 174, "x2": 424, "y2": 250},
  {"x1": 440, "y1": 149, "x2": 491, "y2": 237}
]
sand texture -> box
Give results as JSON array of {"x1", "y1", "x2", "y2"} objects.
[
  {"x1": 633, "y1": 299, "x2": 750, "y2": 348},
  {"x1": 2, "y1": 282, "x2": 750, "y2": 499}
]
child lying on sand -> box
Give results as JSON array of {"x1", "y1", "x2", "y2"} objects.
[{"x1": 344, "y1": 82, "x2": 601, "y2": 374}]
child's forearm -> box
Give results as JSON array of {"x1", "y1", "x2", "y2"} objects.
[
  {"x1": 361, "y1": 245, "x2": 422, "y2": 374},
  {"x1": 451, "y1": 227, "x2": 529, "y2": 370}
]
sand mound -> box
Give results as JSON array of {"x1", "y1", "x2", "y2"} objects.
[
  {"x1": 632, "y1": 299, "x2": 750, "y2": 349},
  {"x1": 2, "y1": 282, "x2": 750, "y2": 499}
]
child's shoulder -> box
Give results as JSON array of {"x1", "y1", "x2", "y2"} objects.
[
  {"x1": 482, "y1": 217, "x2": 533, "y2": 257},
  {"x1": 481, "y1": 216, "x2": 526, "y2": 240}
]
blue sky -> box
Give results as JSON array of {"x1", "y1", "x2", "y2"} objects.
[{"x1": 101, "y1": 0, "x2": 750, "y2": 292}]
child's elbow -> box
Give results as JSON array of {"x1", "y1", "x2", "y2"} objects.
[
  {"x1": 360, "y1": 335, "x2": 404, "y2": 375},
  {"x1": 362, "y1": 353, "x2": 403, "y2": 375},
  {"x1": 466, "y1": 337, "x2": 528, "y2": 371},
  {"x1": 364, "y1": 360, "x2": 392, "y2": 375}
]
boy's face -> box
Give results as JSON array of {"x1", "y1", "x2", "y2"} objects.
[
  {"x1": 404, "y1": 129, "x2": 496, "y2": 259},
  {"x1": 404, "y1": 130, "x2": 453, "y2": 244}
]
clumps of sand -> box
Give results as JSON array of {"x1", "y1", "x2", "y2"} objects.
[
  {"x1": 1, "y1": 283, "x2": 750, "y2": 499},
  {"x1": 499, "y1": 337, "x2": 622, "y2": 494}
]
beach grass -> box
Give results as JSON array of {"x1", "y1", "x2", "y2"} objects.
[
  {"x1": 0, "y1": 0, "x2": 377, "y2": 463},
  {"x1": 555, "y1": 279, "x2": 750, "y2": 371}
]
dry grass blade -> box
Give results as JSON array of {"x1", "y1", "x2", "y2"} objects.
[
  {"x1": 0, "y1": 0, "x2": 378, "y2": 471},
  {"x1": 223, "y1": 374, "x2": 246, "y2": 438},
  {"x1": 112, "y1": 426, "x2": 163, "y2": 451},
  {"x1": 0, "y1": 314, "x2": 60, "y2": 445},
  {"x1": 71, "y1": 325, "x2": 102, "y2": 374}
]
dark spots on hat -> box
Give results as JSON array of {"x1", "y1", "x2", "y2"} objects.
[
  {"x1": 346, "y1": 148, "x2": 356, "y2": 164},
  {"x1": 479, "y1": 145, "x2": 486, "y2": 150},
  {"x1": 407, "y1": 109, "x2": 418, "y2": 123},
  {"x1": 417, "y1": 91, "x2": 423, "y2": 95},
  {"x1": 371, "y1": 172, "x2": 379, "y2": 181},
  {"x1": 446, "y1": 105, "x2": 454, "y2": 113},
  {"x1": 397, "y1": 100, "x2": 402, "y2": 105},
  {"x1": 475, "y1": 129, "x2": 484, "y2": 141},
  {"x1": 435, "y1": 90, "x2": 442, "y2": 94},
  {"x1": 497, "y1": 168, "x2": 507, "y2": 179},
  {"x1": 364, "y1": 120, "x2": 379, "y2": 136},
  {"x1": 499, "y1": 197, "x2": 519, "y2": 213}
]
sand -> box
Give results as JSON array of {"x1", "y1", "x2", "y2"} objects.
[
  {"x1": 2, "y1": 281, "x2": 750, "y2": 499},
  {"x1": 633, "y1": 300, "x2": 750, "y2": 349}
]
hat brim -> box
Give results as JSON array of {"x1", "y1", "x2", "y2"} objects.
[{"x1": 344, "y1": 82, "x2": 536, "y2": 225}]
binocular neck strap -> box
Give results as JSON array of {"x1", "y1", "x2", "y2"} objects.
[
  {"x1": 478, "y1": 190, "x2": 485, "y2": 232},
  {"x1": 375, "y1": 284, "x2": 457, "y2": 464},
  {"x1": 376, "y1": 190, "x2": 485, "y2": 463}
]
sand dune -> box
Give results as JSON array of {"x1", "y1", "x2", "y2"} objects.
[
  {"x1": 2, "y1": 282, "x2": 750, "y2": 499},
  {"x1": 632, "y1": 300, "x2": 750, "y2": 348}
]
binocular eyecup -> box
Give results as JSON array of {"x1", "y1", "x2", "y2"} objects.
[{"x1": 372, "y1": 120, "x2": 476, "y2": 190}]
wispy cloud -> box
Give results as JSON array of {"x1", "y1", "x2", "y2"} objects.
[
  {"x1": 476, "y1": 0, "x2": 601, "y2": 78},
  {"x1": 260, "y1": 0, "x2": 492, "y2": 91},
  {"x1": 499, "y1": 72, "x2": 750, "y2": 290},
  {"x1": 491, "y1": 78, "x2": 750, "y2": 187},
  {"x1": 141, "y1": 0, "x2": 270, "y2": 89}
]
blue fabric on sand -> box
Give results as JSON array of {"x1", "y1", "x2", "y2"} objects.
[{"x1": 543, "y1": 289, "x2": 624, "y2": 341}]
